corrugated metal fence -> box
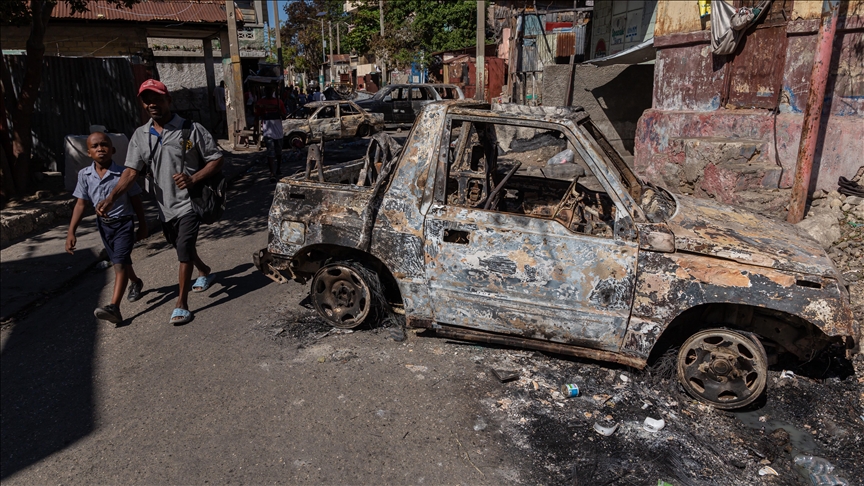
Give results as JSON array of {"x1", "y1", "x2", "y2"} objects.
[{"x1": 3, "y1": 55, "x2": 141, "y2": 171}]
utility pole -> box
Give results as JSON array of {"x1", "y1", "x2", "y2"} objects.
[
  {"x1": 336, "y1": 22, "x2": 341, "y2": 55},
  {"x1": 272, "y1": 0, "x2": 283, "y2": 77},
  {"x1": 475, "y1": 0, "x2": 485, "y2": 101},
  {"x1": 328, "y1": 20, "x2": 335, "y2": 85},
  {"x1": 379, "y1": 0, "x2": 386, "y2": 87},
  {"x1": 225, "y1": 0, "x2": 245, "y2": 149},
  {"x1": 319, "y1": 19, "x2": 325, "y2": 88}
]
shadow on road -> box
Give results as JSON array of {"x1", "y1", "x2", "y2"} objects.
[
  {"x1": 0, "y1": 261, "x2": 104, "y2": 480},
  {"x1": 194, "y1": 262, "x2": 269, "y2": 315}
]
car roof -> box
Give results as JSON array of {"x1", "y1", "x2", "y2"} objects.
[{"x1": 305, "y1": 100, "x2": 353, "y2": 108}]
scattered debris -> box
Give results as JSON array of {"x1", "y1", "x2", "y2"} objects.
[
  {"x1": 758, "y1": 466, "x2": 778, "y2": 476},
  {"x1": 780, "y1": 370, "x2": 796, "y2": 379},
  {"x1": 560, "y1": 383, "x2": 580, "y2": 397},
  {"x1": 643, "y1": 417, "x2": 666, "y2": 433},
  {"x1": 592, "y1": 422, "x2": 619, "y2": 436},
  {"x1": 491, "y1": 368, "x2": 520, "y2": 383}
]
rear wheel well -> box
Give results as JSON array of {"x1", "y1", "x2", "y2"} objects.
[
  {"x1": 291, "y1": 244, "x2": 403, "y2": 307},
  {"x1": 647, "y1": 303, "x2": 839, "y2": 366}
]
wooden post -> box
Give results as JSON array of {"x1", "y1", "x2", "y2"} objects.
[{"x1": 225, "y1": 1, "x2": 246, "y2": 149}]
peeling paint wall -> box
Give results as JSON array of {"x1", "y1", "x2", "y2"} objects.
[{"x1": 637, "y1": 3, "x2": 864, "y2": 195}]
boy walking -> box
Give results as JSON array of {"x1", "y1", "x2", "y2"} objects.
[{"x1": 66, "y1": 132, "x2": 148, "y2": 324}]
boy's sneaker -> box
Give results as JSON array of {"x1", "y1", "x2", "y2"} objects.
[
  {"x1": 127, "y1": 279, "x2": 144, "y2": 302},
  {"x1": 94, "y1": 304, "x2": 123, "y2": 324}
]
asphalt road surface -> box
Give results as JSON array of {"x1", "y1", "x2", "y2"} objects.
[{"x1": 0, "y1": 151, "x2": 523, "y2": 484}]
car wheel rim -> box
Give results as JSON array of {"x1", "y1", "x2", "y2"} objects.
[
  {"x1": 311, "y1": 265, "x2": 371, "y2": 329},
  {"x1": 677, "y1": 329, "x2": 767, "y2": 409}
]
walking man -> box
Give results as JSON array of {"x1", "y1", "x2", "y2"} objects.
[
  {"x1": 254, "y1": 85, "x2": 287, "y2": 182},
  {"x1": 96, "y1": 79, "x2": 223, "y2": 325}
]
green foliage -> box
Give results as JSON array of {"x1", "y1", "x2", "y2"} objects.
[
  {"x1": 279, "y1": 0, "x2": 490, "y2": 73},
  {"x1": 280, "y1": 0, "x2": 343, "y2": 74}
]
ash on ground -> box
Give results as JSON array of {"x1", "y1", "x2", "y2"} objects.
[{"x1": 473, "y1": 345, "x2": 863, "y2": 486}]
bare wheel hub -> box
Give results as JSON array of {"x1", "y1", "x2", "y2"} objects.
[
  {"x1": 310, "y1": 263, "x2": 373, "y2": 329},
  {"x1": 677, "y1": 329, "x2": 768, "y2": 409}
]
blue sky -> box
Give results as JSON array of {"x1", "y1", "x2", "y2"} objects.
[{"x1": 266, "y1": 0, "x2": 293, "y2": 30}]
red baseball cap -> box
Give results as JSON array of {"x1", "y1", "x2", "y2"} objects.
[{"x1": 138, "y1": 79, "x2": 168, "y2": 96}]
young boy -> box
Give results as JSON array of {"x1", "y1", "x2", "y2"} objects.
[{"x1": 66, "y1": 132, "x2": 148, "y2": 324}]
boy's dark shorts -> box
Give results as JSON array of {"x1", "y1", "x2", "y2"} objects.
[
  {"x1": 264, "y1": 136, "x2": 283, "y2": 159},
  {"x1": 97, "y1": 216, "x2": 135, "y2": 265},
  {"x1": 162, "y1": 212, "x2": 200, "y2": 262}
]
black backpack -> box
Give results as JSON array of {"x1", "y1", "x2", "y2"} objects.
[{"x1": 181, "y1": 119, "x2": 226, "y2": 224}]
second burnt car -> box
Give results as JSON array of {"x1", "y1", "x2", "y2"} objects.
[
  {"x1": 354, "y1": 83, "x2": 464, "y2": 126},
  {"x1": 255, "y1": 101, "x2": 858, "y2": 410},
  {"x1": 283, "y1": 100, "x2": 384, "y2": 149}
]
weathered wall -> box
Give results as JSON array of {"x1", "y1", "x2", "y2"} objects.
[
  {"x1": 1, "y1": 24, "x2": 148, "y2": 57},
  {"x1": 542, "y1": 63, "x2": 654, "y2": 155},
  {"x1": 637, "y1": 3, "x2": 864, "y2": 197},
  {"x1": 635, "y1": 109, "x2": 862, "y2": 197},
  {"x1": 154, "y1": 55, "x2": 224, "y2": 133},
  {"x1": 654, "y1": 0, "x2": 864, "y2": 36}
]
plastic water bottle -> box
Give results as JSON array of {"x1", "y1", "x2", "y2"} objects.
[{"x1": 794, "y1": 455, "x2": 835, "y2": 475}]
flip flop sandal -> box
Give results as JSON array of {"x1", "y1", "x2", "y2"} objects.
[
  {"x1": 170, "y1": 308, "x2": 193, "y2": 325},
  {"x1": 192, "y1": 274, "x2": 216, "y2": 292}
]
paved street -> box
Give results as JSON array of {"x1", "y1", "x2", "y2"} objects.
[{"x1": 0, "y1": 155, "x2": 525, "y2": 484}]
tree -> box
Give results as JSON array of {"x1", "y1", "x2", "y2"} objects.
[
  {"x1": 341, "y1": 0, "x2": 488, "y2": 69},
  {"x1": 0, "y1": 0, "x2": 139, "y2": 202},
  {"x1": 280, "y1": 0, "x2": 343, "y2": 79}
]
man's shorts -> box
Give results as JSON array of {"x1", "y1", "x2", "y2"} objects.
[
  {"x1": 264, "y1": 136, "x2": 284, "y2": 159},
  {"x1": 162, "y1": 213, "x2": 200, "y2": 262},
  {"x1": 97, "y1": 216, "x2": 135, "y2": 265}
]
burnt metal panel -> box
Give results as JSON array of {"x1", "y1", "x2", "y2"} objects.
[{"x1": 3, "y1": 55, "x2": 140, "y2": 172}]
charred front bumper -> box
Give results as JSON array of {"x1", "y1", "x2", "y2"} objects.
[{"x1": 252, "y1": 248, "x2": 291, "y2": 284}]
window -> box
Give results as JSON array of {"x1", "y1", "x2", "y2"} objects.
[
  {"x1": 339, "y1": 103, "x2": 360, "y2": 115},
  {"x1": 411, "y1": 88, "x2": 431, "y2": 100},
  {"x1": 441, "y1": 119, "x2": 617, "y2": 238},
  {"x1": 316, "y1": 106, "x2": 336, "y2": 119}
]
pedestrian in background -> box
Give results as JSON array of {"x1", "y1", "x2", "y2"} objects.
[
  {"x1": 213, "y1": 80, "x2": 227, "y2": 138},
  {"x1": 96, "y1": 79, "x2": 223, "y2": 325},
  {"x1": 255, "y1": 85, "x2": 287, "y2": 182},
  {"x1": 67, "y1": 132, "x2": 147, "y2": 324}
]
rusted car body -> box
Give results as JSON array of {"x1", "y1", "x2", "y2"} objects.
[
  {"x1": 255, "y1": 101, "x2": 858, "y2": 409},
  {"x1": 283, "y1": 100, "x2": 384, "y2": 149}
]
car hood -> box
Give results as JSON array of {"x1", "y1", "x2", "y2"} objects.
[{"x1": 665, "y1": 194, "x2": 838, "y2": 277}]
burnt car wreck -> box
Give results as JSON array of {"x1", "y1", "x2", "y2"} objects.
[{"x1": 254, "y1": 101, "x2": 859, "y2": 410}]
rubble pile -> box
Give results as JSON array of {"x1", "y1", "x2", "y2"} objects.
[{"x1": 798, "y1": 191, "x2": 864, "y2": 323}]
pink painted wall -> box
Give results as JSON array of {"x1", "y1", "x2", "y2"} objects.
[{"x1": 637, "y1": 24, "x2": 864, "y2": 194}]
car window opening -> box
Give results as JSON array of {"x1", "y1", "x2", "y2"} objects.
[{"x1": 443, "y1": 119, "x2": 618, "y2": 239}]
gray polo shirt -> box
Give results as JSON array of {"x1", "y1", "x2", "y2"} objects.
[{"x1": 125, "y1": 114, "x2": 222, "y2": 221}]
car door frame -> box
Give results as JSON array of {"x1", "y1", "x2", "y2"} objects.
[
  {"x1": 338, "y1": 102, "x2": 365, "y2": 138},
  {"x1": 422, "y1": 112, "x2": 643, "y2": 352}
]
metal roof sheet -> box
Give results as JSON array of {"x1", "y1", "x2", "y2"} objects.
[{"x1": 52, "y1": 1, "x2": 227, "y2": 23}]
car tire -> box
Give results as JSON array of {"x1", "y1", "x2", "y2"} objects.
[
  {"x1": 676, "y1": 328, "x2": 768, "y2": 409},
  {"x1": 287, "y1": 133, "x2": 306, "y2": 150},
  {"x1": 356, "y1": 124, "x2": 371, "y2": 138},
  {"x1": 310, "y1": 261, "x2": 383, "y2": 329}
]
